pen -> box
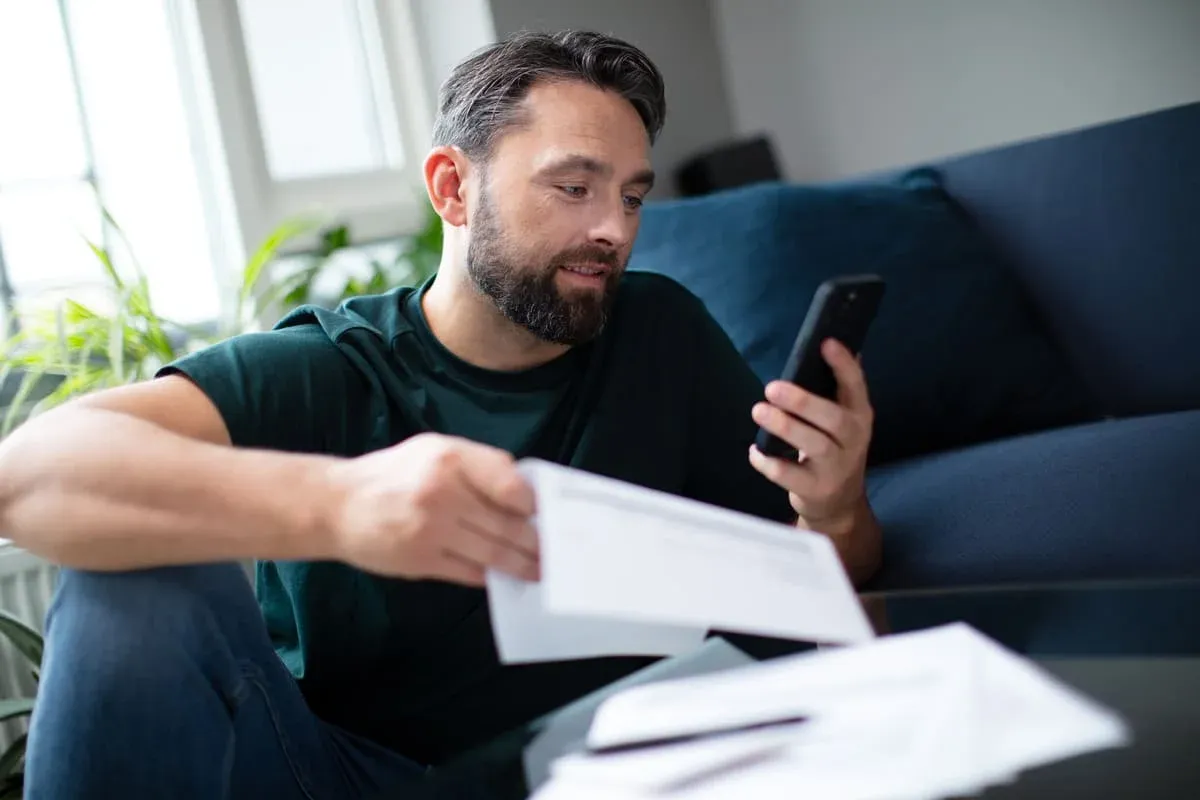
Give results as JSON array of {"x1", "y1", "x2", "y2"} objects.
[{"x1": 585, "y1": 714, "x2": 809, "y2": 756}]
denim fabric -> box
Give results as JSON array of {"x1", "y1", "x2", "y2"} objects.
[{"x1": 23, "y1": 564, "x2": 433, "y2": 799}]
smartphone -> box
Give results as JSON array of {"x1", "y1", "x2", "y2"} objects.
[{"x1": 754, "y1": 274, "x2": 886, "y2": 460}]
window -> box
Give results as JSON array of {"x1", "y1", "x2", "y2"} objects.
[
  {"x1": 239, "y1": 0, "x2": 405, "y2": 181},
  {"x1": 189, "y1": 0, "x2": 436, "y2": 261},
  {"x1": 0, "y1": 1, "x2": 219, "y2": 329},
  {"x1": 0, "y1": 0, "x2": 438, "y2": 335}
]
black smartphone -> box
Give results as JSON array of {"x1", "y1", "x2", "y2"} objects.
[{"x1": 754, "y1": 274, "x2": 886, "y2": 460}]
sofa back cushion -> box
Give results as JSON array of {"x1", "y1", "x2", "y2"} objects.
[
  {"x1": 932, "y1": 100, "x2": 1200, "y2": 417},
  {"x1": 628, "y1": 172, "x2": 1098, "y2": 466}
]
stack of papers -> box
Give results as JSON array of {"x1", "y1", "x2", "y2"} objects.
[
  {"x1": 521, "y1": 637, "x2": 757, "y2": 789},
  {"x1": 486, "y1": 459, "x2": 875, "y2": 664},
  {"x1": 530, "y1": 623, "x2": 1131, "y2": 799}
]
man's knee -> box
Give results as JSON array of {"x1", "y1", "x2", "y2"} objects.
[
  {"x1": 43, "y1": 563, "x2": 261, "y2": 689},
  {"x1": 27, "y1": 565, "x2": 267, "y2": 796}
]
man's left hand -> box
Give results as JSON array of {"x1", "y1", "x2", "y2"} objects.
[{"x1": 748, "y1": 338, "x2": 881, "y2": 583}]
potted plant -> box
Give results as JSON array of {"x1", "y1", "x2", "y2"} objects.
[
  {"x1": 0, "y1": 204, "x2": 441, "y2": 796},
  {"x1": 0, "y1": 610, "x2": 42, "y2": 798},
  {"x1": 0, "y1": 203, "x2": 441, "y2": 437}
]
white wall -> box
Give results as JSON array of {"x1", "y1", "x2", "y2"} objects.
[
  {"x1": 487, "y1": 0, "x2": 737, "y2": 196},
  {"x1": 408, "y1": 0, "x2": 497, "y2": 112},
  {"x1": 713, "y1": 0, "x2": 1200, "y2": 182}
]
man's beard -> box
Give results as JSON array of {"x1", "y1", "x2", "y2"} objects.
[{"x1": 466, "y1": 191, "x2": 624, "y2": 346}]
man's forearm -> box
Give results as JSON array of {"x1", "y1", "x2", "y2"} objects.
[
  {"x1": 798, "y1": 498, "x2": 882, "y2": 587},
  {"x1": 0, "y1": 407, "x2": 342, "y2": 570}
]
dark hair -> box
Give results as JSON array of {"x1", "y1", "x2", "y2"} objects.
[{"x1": 431, "y1": 30, "x2": 667, "y2": 161}]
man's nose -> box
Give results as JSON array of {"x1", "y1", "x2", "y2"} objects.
[{"x1": 587, "y1": 199, "x2": 634, "y2": 250}]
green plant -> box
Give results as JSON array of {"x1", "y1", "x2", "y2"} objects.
[
  {"x1": 0, "y1": 203, "x2": 441, "y2": 437},
  {"x1": 278, "y1": 199, "x2": 442, "y2": 308},
  {"x1": 0, "y1": 609, "x2": 43, "y2": 798}
]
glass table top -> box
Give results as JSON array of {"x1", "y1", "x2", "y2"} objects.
[{"x1": 398, "y1": 576, "x2": 1200, "y2": 799}]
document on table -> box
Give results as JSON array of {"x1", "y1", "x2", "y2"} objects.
[
  {"x1": 521, "y1": 637, "x2": 756, "y2": 788},
  {"x1": 485, "y1": 459, "x2": 874, "y2": 664},
  {"x1": 531, "y1": 623, "x2": 1131, "y2": 800}
]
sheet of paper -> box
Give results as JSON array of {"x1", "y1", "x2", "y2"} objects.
[
  {"x1": 534, "y1": 623, "x2": 1130, "y2": 800},
  {"x1": 584, "y1": 628, "x2": 940, "y2": 752},
  {"x1": 521, "y1": 637, "x2": 755, "y2": 789},
  {"x1": 523, "y1": 459, "x2": 875, "y2": 646},
  {"x1": 486, "y1": 571, "x2": 706, "y2": 664},
  {"x1": 550, "y1": 721, "x2": 805, "y2": 792},
  {"x1": 533, "y1": 708, "x2": 931, "y2": 800}
]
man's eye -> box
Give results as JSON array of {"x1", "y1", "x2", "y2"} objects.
[
  {"x1": 559, "y1": 185, "x2": 587, "y2": 198},
  {"x1": 624, "y1": 195, "x2": 644, "y2": 210}
]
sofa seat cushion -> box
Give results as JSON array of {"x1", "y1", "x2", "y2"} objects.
[
  {"x1": 866, "y1": 409, "x2": 1200, "y2": 590},
  {"x1": 629, "y1": 171, "x2": 1098, "y2": 465}
]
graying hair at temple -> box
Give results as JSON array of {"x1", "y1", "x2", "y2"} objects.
[{"x1": 431, "y1": 30, "x2": 668, "y2": 161}]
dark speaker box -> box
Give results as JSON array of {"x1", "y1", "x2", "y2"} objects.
[{"x1": 675, "y1": 135, "x2": 783, "y2": 197}]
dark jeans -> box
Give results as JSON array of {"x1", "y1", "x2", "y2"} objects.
[{"x1": 23, "y1": 563, "x2": 436, "y2": 799}]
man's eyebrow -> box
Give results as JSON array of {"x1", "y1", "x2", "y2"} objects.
[
  {"x1": 540, "y1": 155, "x2": 656, "y2": 189},
  {"x1": 629, "y1": 167, "x2": 656, "y2": 190}
]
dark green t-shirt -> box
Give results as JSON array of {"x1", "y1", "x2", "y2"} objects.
[{"x1": 160, "y1": 271, "x2": 794, "y2": 765}]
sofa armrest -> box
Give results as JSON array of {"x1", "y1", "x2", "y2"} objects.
[{"x1": 866, "y1": 410, "x2": 1200, "y2": 591}]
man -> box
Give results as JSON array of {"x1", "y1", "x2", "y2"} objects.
[{"x1": 0, "y1": 30, "x2": 880, "y2": 799}]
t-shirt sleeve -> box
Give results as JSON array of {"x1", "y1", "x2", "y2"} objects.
[
  {"x1": 157, "y1": 324, "x2": 361, "y2": 454},
  {"x1": 678, "y1": 290, "x2": 797, "y2": 525}
]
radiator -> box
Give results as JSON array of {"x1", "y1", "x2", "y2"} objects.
[{"x1": 0, "y1": 547, "x2": 57, "y2": 753}]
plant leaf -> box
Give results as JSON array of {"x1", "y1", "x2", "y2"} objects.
[
  {"x1": 84, "y1": 237, "x2": 123, "y2": 291},
  {"x1": 256, "y1": 262, "x2": 322, "y2": 317},
  {"x1": 0, "y1": 699, "x2": 34, "y2": 725},
  {"x1": 0, "y1": 611, "x2": 43, "y2": 669},
  {"x1": 107, "y1": 291, "x2": 127, "y2": 385},
  {"x1": 1, "y1": 369, "x2": 46, "y2": 437},
  {"x1": 240, "y1": 216, "x2": 323, "y2": 311},
  {"x1": 99, "y1": 203, "x2": 149, "y2": 282},
  {"x1": 0, "y1": 733, "x2": 25, "y2": 780},
  {"x1": 62, "y1": 300, "x2": 99, "y2": 325},
  {"x1": 319, "y1": 224, "x2": 350, "y2": 254}
]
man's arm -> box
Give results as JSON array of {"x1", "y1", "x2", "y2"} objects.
[
  {"x1": 671, "y1": 282, "x2": 881, "y2": 586},
  {"x1": 0, "y1": 376, "x2": 343, "y2": 570},
  {"x1": 0, "y1": 320, "x2": 541, "y2": 584},
  {"x1": 797, "y1": 496, "x2": 882, "y2": 588},
  {"x1": 748, "y1": 338, "x2": 883, "y2": 586}
]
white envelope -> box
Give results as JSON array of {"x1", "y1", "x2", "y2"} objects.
[
  {"x1": 486, "y1": 571, "x2": 706, "y2": 664},
  {"x1": 536, "y1": 623, "x2": 1131, "y2": 800},
  {"x1": 505, "y1": 459, "x2": 873, "y2": 655}
]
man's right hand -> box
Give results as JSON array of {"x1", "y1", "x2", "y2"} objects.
[{"x1": 324, "y1": 433, "x2": 539, "y2": 587}]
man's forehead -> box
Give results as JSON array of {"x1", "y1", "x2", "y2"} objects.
[{"x1": 497, "y1": 82, "x2": 651, "y2": 176}]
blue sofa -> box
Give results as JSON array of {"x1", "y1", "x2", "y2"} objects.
[{"x1": 630, "y1": 101, "x2": 1200, "y2": 593}]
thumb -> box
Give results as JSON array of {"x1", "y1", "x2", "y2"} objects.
[{"x1": 452, "y1": 440, "x2": 537, "y2": 517}]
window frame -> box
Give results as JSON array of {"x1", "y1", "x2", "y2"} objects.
[{"x1": 181, "y1": 0, "x2": 437, "y2": 267}]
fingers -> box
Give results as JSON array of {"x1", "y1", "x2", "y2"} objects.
[
  {"x1": 434, "y1": 550, "x2": 487, "y2": 588},
  {"x1": 822, "y1": 339, "x2": 872, "y2": 412},
  {"x1": 459, "y1": 469, "x2": 540, "y2": 559},
  {"x1": 749, "y1": 444, "x2": 854, "y2": 523},
  {"x1": 749, "y1": 445, "x2": 827, "y2": 520},
  {"x1": 454, "y1": 442, "x2": 537, "y2": 517},
  {"x1": 453, "y1": 517, "x2": 540, "y2": 581},
  {"x1": 752, "y1": 401, "x2": 838, "y2": 460},
  {"x1": 762, "y1": 381, "x2": 850, "y2": 445},
  {"x1": 749, "y1": 444, "x2": 817, "y2": 490},
  {"x1": 451, "y1": 475, "x2": 540, "y2": 581}
]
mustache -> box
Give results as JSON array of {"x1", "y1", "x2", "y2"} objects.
[{"x1": 552, "y1": 245, "x2": 622, "y2": 270}]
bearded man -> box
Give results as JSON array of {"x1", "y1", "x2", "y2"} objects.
[{"x1": 2, "y1": 29, "x2": 881, "y2": 799}]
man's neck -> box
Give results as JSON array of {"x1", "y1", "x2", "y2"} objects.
[{"x1": 421, "y1": 270, "x2": 570, "y2": 372}]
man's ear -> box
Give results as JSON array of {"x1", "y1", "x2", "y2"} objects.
[{"x1": 424, "y1": 146, "x2": 472, "y2": 227}]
